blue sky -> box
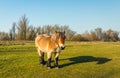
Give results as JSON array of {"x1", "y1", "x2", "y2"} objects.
[{"x1": 0, "y1": 0, "x2": 120, "y2": 33}]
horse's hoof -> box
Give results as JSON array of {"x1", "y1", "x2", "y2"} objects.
[
  {"x1": 43, "y1": 61, "x2": 46, "y2": 65},
  {"x1": 55, "y1": 67, "x2": 59, "y2": 69},
  {"x1": 41, "y1": 64, "x2": 44, "y2": 66},
  {"x1": 40, "y1": 62, "x2": 46, "y2": 66},
  {"x1": 47, "y1": 67, "x2": 51, "y2": 69}
]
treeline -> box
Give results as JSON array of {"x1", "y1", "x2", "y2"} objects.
[
  {"x1": 73, "y1": 28, "x2": 119, "y2": 42},
  {"x1": 0, "y1": 15, "x2": 75, "y2": 41},
  {"x1": 0, "y1": 15, "x2": 120, "y2": 41}
]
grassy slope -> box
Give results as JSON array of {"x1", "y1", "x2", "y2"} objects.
[{"x1": 0, "y1": 42, "x2": 120, "y2": 78}]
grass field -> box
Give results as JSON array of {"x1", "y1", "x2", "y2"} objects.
[{"x1": 0, "y1": 41, "x2": 120, "y2": 78}]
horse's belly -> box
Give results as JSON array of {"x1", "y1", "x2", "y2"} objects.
[
  {"x1": 38, "y1": 47, "x2": 48, "y2": 53},
  {"x1": 38, "y1": 46, "x2": 60, "y2": 53}
]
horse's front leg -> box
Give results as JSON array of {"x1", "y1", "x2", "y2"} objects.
[
  {"x1": 54, "y1": 52, "x2": 60, "y2": 69},
  {"x1": 47, "y1": 52, "x2": 52, "y2": 69}
]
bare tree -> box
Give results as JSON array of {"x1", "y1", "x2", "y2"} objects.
[
  {"x1": 9, "y1": 29, "x2": 12, "y2": 40},
  {"x1": 36, "y1": 26, "x2": 42, "y2": 35},
  {"x1": 12, "y1": 22, "x2": 16, "y2": 40},
  {"x1": 0, "y1": 32, "x2": 9, "y2": 40},
  {"x1": 95, "y1": 28, "x2": 103, "y2": 40},
  {"x1": 103, "y1": 29, "x2": 119, "y2": 41},
  {"x1": 44, "y1": 25, "x2": 52, "y2": 35},
  {"x1": 61, "y1": 25, "x2": 76, "y2": 40},
  {"x1": 26, "y1": 26, "x2": 36, "y2": 40},
  {"x1": 17, "y1": 15, "x2": 29, "y2": 40}
]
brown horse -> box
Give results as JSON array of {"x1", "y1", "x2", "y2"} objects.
[{"x1": 35, "y1": 31, "x2": 66, "y2": 69}]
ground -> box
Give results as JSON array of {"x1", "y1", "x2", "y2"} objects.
[{"x1": 0, "y1": 41, "x2": 120, "y2": 78}]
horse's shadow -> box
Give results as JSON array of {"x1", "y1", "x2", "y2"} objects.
[{"x1": 59, "y1": 56, "x2": 112, "y2": 68}]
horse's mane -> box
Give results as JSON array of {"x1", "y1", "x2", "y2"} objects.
[{"x1": 42, "y1": 34, "x2": 50, "y2": 37}]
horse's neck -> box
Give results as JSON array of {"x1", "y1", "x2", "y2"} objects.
[{"x1": 49, "y1": 36, "x2": 59, "y2": 48}]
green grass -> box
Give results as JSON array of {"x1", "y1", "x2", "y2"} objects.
[{"x1": 0, "y1": 42, "x2": 120, "y2": 78}]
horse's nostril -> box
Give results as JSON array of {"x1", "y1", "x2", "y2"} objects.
[{"x1": 61, "y1": 46, "x2": 65, "y2": 50}]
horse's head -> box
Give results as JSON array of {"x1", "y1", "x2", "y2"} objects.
[{"x1": 51, "y1": 31, "x2": 66, "y2": 50}]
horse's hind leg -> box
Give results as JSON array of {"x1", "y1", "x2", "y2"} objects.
[
  {"x1": 40, "y1": 52, "x2": 46, "y2": 65},
  {"x1": 38, "y1": 48, "x2": 45, "y2": 65}
]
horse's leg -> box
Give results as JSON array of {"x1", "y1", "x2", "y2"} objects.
[
  {"x1": 54, "y1": 52, "x2": 60, "y2": 69},
  {"x1": 47, "y1": 52, "x2": 52, "y2": 69},
  {"x1": 40, "y1": 52, "x2": 46, "y2": 65},
  {"x1": 38, "y1": 48, "x2": 45, "y2": 65}
]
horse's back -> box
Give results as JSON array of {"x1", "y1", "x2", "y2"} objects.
[{"x1": 35, "y1": 34, "x2": 51, "y2": 52}]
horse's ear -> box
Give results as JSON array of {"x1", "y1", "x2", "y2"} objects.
[{"x1": 55, "y1": 31, "x2": 58, "y2": 33}]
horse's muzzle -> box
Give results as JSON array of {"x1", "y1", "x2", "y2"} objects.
[{"x1": 61, "y1": 46, "x2": 65, "y2": 50}]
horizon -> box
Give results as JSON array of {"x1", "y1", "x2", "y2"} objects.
[{"x1": 0, "y1": 0, "x2": 120, "y2": 34}]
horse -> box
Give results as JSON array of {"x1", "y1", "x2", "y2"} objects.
[{"x1": 35, "y1": 31, "x2": 66, "y2": 69}]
